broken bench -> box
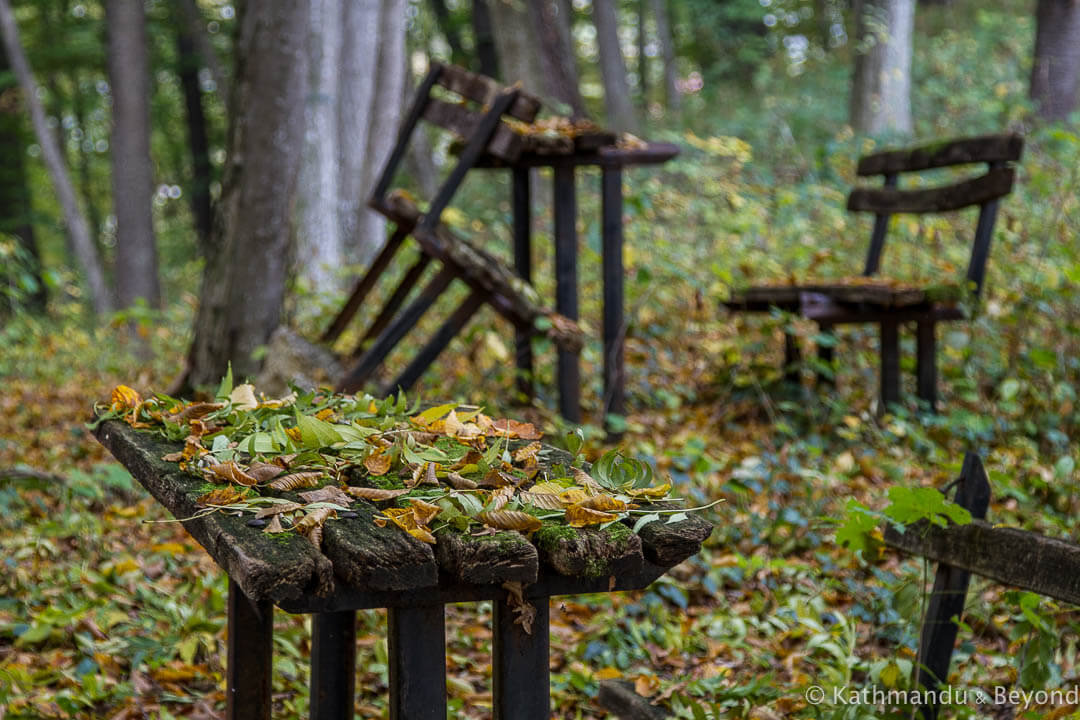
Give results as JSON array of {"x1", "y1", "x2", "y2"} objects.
[{"x1": 93, "y1": 419, "x2": 711, "y2": 720}]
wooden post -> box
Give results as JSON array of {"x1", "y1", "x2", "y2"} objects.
[
  {"x1": 553, "y1": 165, "x2": 581, "y2": 423},
  {"x1": 322, "y1": 226, "x2": 408, "y2": 344},
  {"x1": 513, "y1": 167, "x2": 534, "y2": 403},
  {"x1": 493, "y1": 597, "x2": 550, "y2": 719},
  {"x1": 879, "y1": 320, "x2": 900, "y2": 410},
  {"x1": 226, "y1": 579, "x2": 273, "y2": 720},
  {"x1": 601, "y1": 166, "x2": 626, "y2": 429},
  {"x1": 388, "y1": 605, "x2": 447, "y2": 720},
  {"x1": 310, "y1": 611, "x2": 357, "y2": 720},
  {"x1": 916, "y1": 320, "x2": 937, "y2": 411}
]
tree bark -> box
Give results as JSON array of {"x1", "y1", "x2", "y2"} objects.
[
  {"x1": 530, "y1": 0, "x2": 586, "y2": 117},
  {"x1": 427, "y1": 0, "x2": 467, "y2": 67},
  {"x1": 849, "y1": 0, "x2": 914, "y2": 135},
  {"x1": 186, "y1": 0, "x2": 309, "y2": 389},
  {"x1": 592, "y1": 0, "x2": 640, "y2": 134},
  {"x1": 1030, "y1": 0, "x2": 1080, "y2": 122},
  {"x1": 471, "y1": 0, "x2": 499, "y2": 79},
  {"x1": 177, "y1": 0, "x2": 228, "y2": 99},
  {"x1": 0, "y1": 35, "x2": 44, "y2": 312},
  {"x1": 175, "y1": 21, "x2": 214, "y2": 253},
  {"x1": 106, "y1": 0, "x2": 160, "y2": 309},
  {"x1": 489, "y1": 0, "x2": 545, "y2": 94},
  {"x1": 0, "y1": 0, "x2": 112, "y2": 314},
  {"x1": 652, "y1": 0, "x2": 679, "y2": 112}
]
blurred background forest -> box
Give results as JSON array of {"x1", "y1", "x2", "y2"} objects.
[{"x1": 3, "y1": 0, "x2": 1080, "y2": 718}]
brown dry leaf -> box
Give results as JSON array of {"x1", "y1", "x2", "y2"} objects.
[
  {"x1": 478, "y1": 510, "x2": 542, "y2": 532},
  {"x1": 501, "y1": 581, "x2": 536, "y2": 635},
  {"x1": 445, "y1": 472, "x2": 477, "y2": 490},
  {"x1": 558, "y1": 488, "x2": 590, "y2": 506},
  {"x1": 161, "y1": 451, "x2": 184, "y2": 462},
  {"x1": 490, "y1": 418, "x2": 542, "y2": 440},
  {"x1": 626, "y1": 483, "x2": 672, "y2": 499},
  {"x1": 409, "y1": 498, "x2": 442, "y2": 526},
  {"x1": 196, "y1": 486, "x2": 244, "y2": 507},
  {"x1": 519, "y1": 485, "x2": 566, "y2": 510},
  {"x1": 264, "y1": 515, "x2": 286, "y2": 533},
  {"x1": 267, "y1": 471, "x2": 322, "y2": 491},
  {"x1": 479, "y1": 468, "x2": 519, "y2": 488},
  {"x1": 205, "y1": 461, "x2": 258, "y2": 487},
  {"x1": 440, "y1": 409, "x2": 465, "y2": 437},
  {"x1": 488, "y1": 486, "x2": 514, "y2": 512},
  {"x1": 299, "y1": 486, "x2": 353, "y2": 506},
  {"x1": 248, "y1": 462, "x2": 285, "y2": 484},
  {"x1": 273, "y1": 453, "x2": 298, "y2": 469},
  {"x1": 255, "y1": 502, "x2": 303, "y2": 519},
  {"x1": 565, "y1": 504, "x2": 617, "y2": 527},
  {"x1": 512, "y1": 441, "x2": 542, "y2": 463},
  {"x1": 364, "y1": 452, "x2": 392, "y2": 477},
  {"x1": 296, "y1": 507, "x2": 336, "y2": 548},
  {"x1": 569, "y1": 467, "x2": 603, "y2": 494},
  {"x1": 346, "y1": 486, "x2": 410, "y2": 501},
  {"x1": 424, "y1": 462, "x2": 439, "y2": 486},
  {"x1": 168, "y1": 402, "x2": 224, "y2": 422},
  {"x1": 577, "y1": 494, "x2": 630, "y2": 513}
]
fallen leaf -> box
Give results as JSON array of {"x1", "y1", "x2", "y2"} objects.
[
  {"x1": 627, "y1": 483, "x2": 672, "y2": 499},
  {"x1": 409, "y1": 498, "x2": 442, "y2": 526},
  {"x1": 264, "y1": 515, "x2": 286, "y2": 533},
  {"x1": 364, "y1": 452, "x2": 392, "y2": 477},
  {"x1": 196, "y1": 486, "x2": 244, "y2": 506},
  {"x1": 488, "y1": 486, "x2": 514, "y2": 512},
  {"x1": 345, "y1": 486, "x2": 410, "y2": 501},
  {"x1": 299, "y1": 486, "x2": 353, "y2": 506},
  {"x1": 512, "y1": 442, "x2": 542, "y2": 463},
  {"x1": 565, "y1": 504, "x2": 617, "y2": 527},
  {"x1": 577, "y1": 494, "x2": 630, "y2": 512},
  {"x1": 267, "y1": 471, "x2": 322, "y2": 491},
  {"x1": 229, "y1": 384, "x2": 258, "y2": 410},
  {"x1": 478, "y1": 510, "x2": 542, "y2": 532},
  {"x1": 248, "y1": 462, "x2": 285, "y2": 484},
  {"x1": 205, "y1": 461, "x2": 257, "y2": 487},
  {"x1": 110, "y1": 385, "x2": 141, "y2": 410},
  {"x1": 502, "y1": 581, "x2": 536, "y2": 634},
  {"x1": 445, "y1": 472, "x2": 478, "y2": 490},
  {"x1": 255, "y1": 502, "x2": 303, "y2": 519},
  {"x1": 491, "y1": 418, "x2": 542, "y2": 440}
]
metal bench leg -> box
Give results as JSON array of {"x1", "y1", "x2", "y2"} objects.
[
  {"x1": 513, "y1": 166, "x2": 535, "y2": 404},
  {"x1": 388, "y1": 605, "x2": 447, "y2": 720},
  {"x1": 916, "y1": 320, "x2": 937, "y2": 411},
  {"x1": 226, "y1": 579, "x2": 273, "y2": 720},
  {"x1": 311, "y1": 610, "x2": 356, "y2": 720},
  {"x1": 494, "y1": 597, "x2": 550, "y2": 720},
  {"x1": 554, "y1": 165, "x2": 581, "y2": 423},
  {"x1": 879, "y1": 320, "x2": 900, "y2": 410}
]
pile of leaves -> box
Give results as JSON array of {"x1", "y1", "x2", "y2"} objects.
[{"x1": 91, "y1": 370, "x2": 705, "y2": 553}]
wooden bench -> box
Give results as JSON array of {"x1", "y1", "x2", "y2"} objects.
[
  {"x1": 883, "y1": 453, "x2": 1080, "y2": 719},
  {"x1": 725, "y1": 134, "x2": 1023, "y2": 410},
  {"x1": 93, "y1": 419, "x2": 711, "y2": 719}
]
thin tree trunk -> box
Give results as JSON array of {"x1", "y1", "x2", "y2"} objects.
[
  {"x1": 652, "y1": 0, "x2": 679, "y2": 111},
  {"x1": 427, "y1": 0, "x2": 467, "y2": 67},
  {"x1": 530, "y1": 0, "x2": 586, "y2": 117},
  {"x1": 592, "y1": 0, "x2": 640, "y2": 133},
  {"x1": 175, "y1": 23, "x2": 213, "y2": 252},
  {"x1": 296, "y1": 0, "x2": 344, "y2": 293},
  {"x1": 1030, "y1": 0, "x2": 1080, "y2": 122},
  {"x1": 186, "y1": 0, "x2": 309, "y2": 388},
  {"x1": 637, "y1": 0, "x2": 647, "y2": 109},
  {"x1": 106, "y1": 0, "x2": 160, "y2": 309},
  {"x1": 404, "y1": 68, "x2": 440, "y2": 200},
  {"x1": 850, "y1": 0, "x2": 914, "y2": 135},
  {"x1": 471, "y1": 0, "x2": 499, "y2": 78},
  {"x1": 489, "y1": 0, "x2": 545, "y2": 93},
  {"x1": 69, "y1": 70, "x2": 105, "y2": 249},
  {"x1": 0, "y1": 0, "x2": 112, "y2": 314},
  {"x1": 177, "y1": 0, "x2": 228, "y2": 99},
  {"x1": 0, "y1": 35, "x2": 44, "y2": 312}
]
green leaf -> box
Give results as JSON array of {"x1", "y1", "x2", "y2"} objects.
[
  {"x1": 632, "y1": 512, "x2": 661, "y2": 533},
  {"x1": 216, "y1": 364, "x2": 234, "y2": 400},
  {"x1": 295, "y1": 414, "x2": 344, "y2": 449},
  {"x1": 835, "y1": 499, "x2": 881, "y2": 554},
  {"x1": 415, "y1": 403, "x2": 458, "y2": 425},
  {"x1": 884, "y1": 486, "x2": 971, "y2": 528}
]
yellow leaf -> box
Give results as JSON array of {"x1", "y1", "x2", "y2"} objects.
[
  {"x1": 205, "y1": 461, "x2": 258, "y2": 487},
  {"x1": 345, "y1": 486, "x2": 409, "y2": 501},
  {"x1": 478, "y1": 510, "x2": 542, "y2": 532},
  {"x1": 314, "y1": 408, "x2": 335, "y2": 421},
  {"x1": 488, "y1": 486, "x2": 514, "y2": 512},
  {"x1": 229, "y1": 383, "x2": 258, "y2": 410},
  {"x1": 595, "y1": 667, "x2": 621, "y2": 680},
  {"x1": 565, "y1": 504, "x2": 616, "y2": 527},
  {"x1": 110, "y1": 384, "x2": 141, "y2": 410},
  {"x1": 626, "y1": 483, "x2": 672, "y2": 499},
  {"x1": 406, "y1": 526, "x2": 437, "y2": 544},
  {"x1": 519, "y1": 489, "x2": 563, "y2": 510},
  {"x1": 196, "y1": 486, "x2": 245, "y2": 506},
  {"x1": 577, "y1": 494, "x2": 629, "y2": 512},
  {"x1": 409, "y1": 498, "x2": 442, "y2": 526},
  {"x1": 512, "y1": 441, "x2": 542, "y2": 463},
  {"x1": 558, "y1": 488, "x2": 590, "y2": 506},
  {"x1": 151, "y1": 542, "x2": 187, "y2": 555},
  {"x1": 364, "y1": 452, "x2": 392, "y2": 477}
]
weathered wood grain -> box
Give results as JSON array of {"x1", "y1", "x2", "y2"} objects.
[
  {"x1": 857, "y1": 133, "x2": 1023, "y2": 176},
  {"x1": 534, "y1": 524, "x2": 643, "y2": 578},
  {"x1": 597, "y1": 679, "x2": 669, "y2": 720},
  {"x1": 93, "y1": 420, "x2": 334, "y2": 604},
  {"x1": 435, "y1": 529, "x2": 539, "y2": 585},
  {"x1": 633, "y1": 514, "x2": 713, "y2": 567},
  {"x1": 884, "y1": 520, "x2": 1080, "y2": 606},
  {"x1": 432, "y1": 61, "x2": 540, "y2": 122},
  {"x1": 847, "y1": 167, "x2": 1015, "y2": 214},
  {"x1": 421, "y1": 97, "x2": 521, "y2": 162}
]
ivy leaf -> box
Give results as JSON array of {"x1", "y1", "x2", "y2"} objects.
[
  {"x1": 883, "y1": 486, "x2": 971, "y2": 528},
  {"x1": 835, "y1": 499, "x2": 882, "y2": 555}
]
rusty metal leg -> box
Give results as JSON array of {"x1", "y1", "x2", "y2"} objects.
[
  {"x1": 880, "y1": 320, "x2": 900, "y2": 411},
  {"x1": 513, "y1": 167, "x2": 534, "y2": 404},
  {"x1": 916, "y1": 320, "x2": 937, "y2": 411},
  {"x1": 226, "y1": 579, "x2": 272, "y2": 720},
  {"x1": 311, "y1": 611, "x2": 357, "y2": 720},
  {"x1": 553, "y1": 165, "x2": 580, "y2": 423},
  {"x1": 493, "y1": 597, "x2": 550, "y2": 720},
  {"x1": 388, "y1": 605, "x2": 447, "y2": 720},
  {"x1": 601, "y1": 167, "x2": 625, "y2": 430}
]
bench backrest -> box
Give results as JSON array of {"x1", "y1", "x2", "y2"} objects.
[
  {"x1": 848, "y1": 133, "x2": 1024, "y2": 296},
  {"x1": 369, "y1": 62, "x2": 541, "y2": 238}
]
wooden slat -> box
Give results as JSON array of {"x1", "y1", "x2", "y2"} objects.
[
  {"x1": 884, "y1": 520, "x2": 1080, "y2": 606},
  {"x1": 421, "y1": 97, "x2": 522, "y2": 162},
  {"x1": 432, "y1": 61, "x2": 541, "y2": 122},
  {"x1": 847, "y1": 167, "x2": 1016, "y2": 214},
  {"x1": 857, "y1": 133, "x2": 1023, "y2": 176}
]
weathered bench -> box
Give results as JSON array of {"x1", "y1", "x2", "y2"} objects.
[
  {"x1": 884, "y1": 453, "x2": 1080, "y2": 719},
  {"x1": 93, "y1": 419, "x2": 711, "y2": 719},
  {"x1": 725, "y1": 134, "x2": 1023, "y2": 411}
]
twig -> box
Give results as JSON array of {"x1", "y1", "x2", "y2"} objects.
[{"x1": 0, "y1": 466, "x2": 67, "y2": 484}]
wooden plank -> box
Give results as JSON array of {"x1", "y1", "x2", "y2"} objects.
[
  {"x1": 432, "y1": 60, "x2": 541, "y2": 122},
  {"x1": 353, "y1": 253, "x2": 433, "y2": 355},
  {"x1": 731, "y1": 281, "x2": 935, "y2": 308},
  {"x1": 421, "y1": 96, "x2": 521, "y2": 162},
  {"x1": 534, "y1": 524, "x2": 644, "y2": 578},
  {"x1": 388, "y1": 605, "x2": 447, "y2": 720},
  {"x1": 847, "y1": 167, "x2": 1016, "y2": 214},
  {"x1": 633, "y1": 514, "x2": 713, "y2": 567},
  {"x1": 602, "y1": 167, "x2": 626, "y2": 426},
  {"x1": 863, "y1": 172, "x2": 898, "y2": 275},
  {"x1": 435, "y1": 529, "x2": 539, "y2": 586},
  {"x1": 226, "y1": 580, "x2": 273, "y2": 720},
  {"x1": 884, "y1": 520, "x2": 1080, "y2": 606},
  {"x1": 857, "y1": 133, "x2": 1023, "y2": 176},
  {"x1": 371, "y1": 65, "x2": 443, "y2": 204},
  {"x1": 93, "y1": 421, "x2": 335, "y2": 604},
  {"x1": 310, "y1": 611, "x2": 357, "y2": 720},
  {"x1": 597, "y1": 680, "x2": 669, "y2": 720},
  {"x1": 916, "y1": 321, "x2": 937, "y2": 409},
  {"x1": 554, "y1": 165, "x2": 581, "y2": 423},
  {"x1": 493, "y1": 597, "x2": 550, "y2": 720}
]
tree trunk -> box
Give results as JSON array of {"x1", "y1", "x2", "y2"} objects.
[
  {"x1": 106, "y1": 0, "x2": 160, "y2": 309},
  {"x1": 530, "y1": 0, "x2": 586, "y2": 117},
  {"x1": 1030, "y1": 0, "x2": 1080, "y2": 122},
  {"x1": 849, "y1": 0, "x2": 914, "y2": 135},
  {"x1": 471, "y1": 0, "x2": 499, "y2": 79},
  {"x1": 0, "y1": 0, "x2": 112, "y2": 314},
  {"x1": 592, "y1": 0, "x2": 640, "y2": 134},
  {"x1": 652, "y1": 0, "x2": 679, "y2": 111},
  {"x1": 175, "y1": 22, "x2": 214, "y2": 253},
  {"x1": 186, "y1": 0, "x2": 309, "y2": 389},
  {"x1": 427, "y1": 0, "x2": 467, "y2": 67},
  {"x1": 489, "y1": 0, "x2": 545, "y2": 94},
  {"x1": 637, "y1": 0, "x2": 647, "y2": 109},
  {"x1": 296, "y1": 0, "x2": 344, "y2": 293},
  {"x1": 0, "y1": 36, "x2": 44, "y2": 312},
  {"x1": 177, "y1": 0, "x2": 228, "y2": 99}
]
